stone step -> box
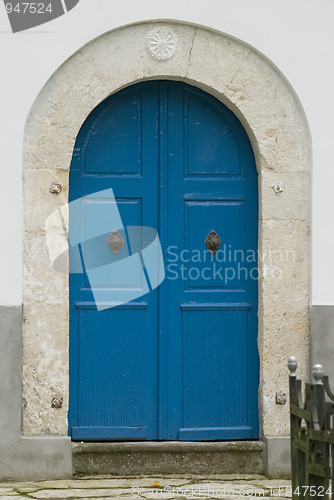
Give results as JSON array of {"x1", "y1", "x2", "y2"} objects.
[{"x1": 73, "y1": 441, "x2": 264, "y2": 476}]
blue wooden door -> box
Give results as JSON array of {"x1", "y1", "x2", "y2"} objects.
[{"x1": 68, "y1": 81, "x2": 259, "y2": 441}]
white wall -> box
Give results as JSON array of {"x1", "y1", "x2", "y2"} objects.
[{"x1": 0, "y1": 0, "x2": 333, "y2": 305}]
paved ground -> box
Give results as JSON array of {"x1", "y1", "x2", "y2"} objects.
[{"x1": 0, "y1": 475, "x2": 292, "y2": 499}]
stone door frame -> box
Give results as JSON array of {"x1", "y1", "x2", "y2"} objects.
[{"x1": 22, "y1": 20, "x2": 311, "y2": 477}]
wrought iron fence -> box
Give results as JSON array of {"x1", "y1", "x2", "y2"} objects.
[{"x1": 288, "y1": 357, "x2": 334, "y2": 500}]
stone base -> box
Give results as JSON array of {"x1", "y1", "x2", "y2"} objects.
[
  {"x1": 0, "y1": 437, "x2": 72, "y2": 481},
  {"x1": 311, "y1": 305, "x2": 334, "y2": 381},
  {"x1": 72, "y1": 441, "x2": 264, "y2": 476},
  {"x1": 0, "y1": 306, "x2": 73, "y2": 481},
  {"x1": 264, "y1": 436, "x2": 291, "y2": 478}
]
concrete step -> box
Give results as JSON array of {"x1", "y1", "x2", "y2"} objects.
[{"x1": 72, "y1": 441, "x2": 265, "y2": 476}]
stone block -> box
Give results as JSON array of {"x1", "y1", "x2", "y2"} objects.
[
  {"x1": 260, "y1": 172, "x2": 310, "y2": 221},
  {"x1": 22, "y1": 303, "x2": 69, "y2": 436},
  {"x1": 23, "y1": 232, "x2": 68, "y2": 305}
]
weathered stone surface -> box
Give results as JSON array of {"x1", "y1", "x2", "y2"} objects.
[
  {"x1": 258, "y1": 219, "x2": 309, "y2": 435},
  {"x1": 22, "y1": 303, "x2": 69, "y2": 436},
  {"x1": 28, "y1": 489, "x2": 128, "y2": 498},
  {"x1": 223, "y1": 48, "x2": 311, "y2": 175},
  {"x1": 260, "y1": 220, "x2": 309, "y2": 311},
  {"x1": 24, "y1": 169, "x2": 69, "y2": 233},
  {"x1": 72, "y1": 442, "x2": 264, "y2": 476},
  {"x1": 0, "y1": 496, "x2": 27, "y2": 499},
  {"x1": 260, "y1": 172, "x2": 310, "y2": 221},
  {"x1": 23, "y1": 232, "x2": 68, "y2": 305},
  {"x1": 0, "y1": 476, "x2": 293, "y2": 499},
  {"x1": 187, "y1": 28, "x2": 252, "y2": 100}
]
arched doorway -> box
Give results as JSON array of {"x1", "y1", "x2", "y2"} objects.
[{"x1": 68, "y1": 80, "x2": 259, "y2": 441}]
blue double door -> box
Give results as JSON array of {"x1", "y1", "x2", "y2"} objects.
[{"x1": 68, "y1": 81, "x2": 259, "y2": 441}]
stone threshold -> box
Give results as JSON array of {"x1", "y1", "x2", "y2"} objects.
[{"x1": 73, "y1": 440, "x2": 265, "y2": 476}]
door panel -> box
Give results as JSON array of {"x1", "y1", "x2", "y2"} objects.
[
  {"x1": 185, "y1": 200, "x2": 244, "y2": 289},
  {"x1": 84, "y1": 90, "x2": 143, "y2": 175},
  {"x1": 68, "y1": 80, "x2": 259, "y2": 441},
  {"x1": 71, "y1": 305, "x2": 151, "y2": 440},
  {"x1": 185, "y1": 92, "x2": 242, "y2": 176},
  {"x1": 69, "y1": 82, "x2": 159, "y2": 440},
  {"x1": 163, "y1": 82, "x2": 258, "y2": 439},
  {"x1": 180, "y1": 307, "x2": 249, "y2": 440}
]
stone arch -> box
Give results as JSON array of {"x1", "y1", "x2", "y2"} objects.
[{"x1": 22, "y1": 21, "x2": 311, "y2": 453}]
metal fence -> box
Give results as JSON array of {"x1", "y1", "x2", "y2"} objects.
[{"x1": 288, "y1": 357, "x2": 334, "y2": 500}]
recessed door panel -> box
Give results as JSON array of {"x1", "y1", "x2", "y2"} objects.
[
  {"x1": 180, "y1": 307, "x2": 249, "y2": 439},
  {"x1": 84, "y1": 90, "x2": 143, "y2": 175},
  {"x1": 185, "y1": 93, "x2": 241, "y2": 176},
  {"x1": 185, "y1": 200, "x2": 245, "y2": 289}
]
